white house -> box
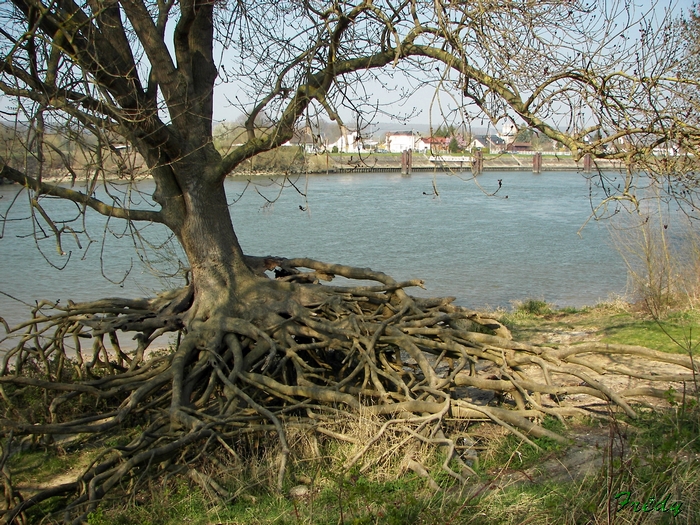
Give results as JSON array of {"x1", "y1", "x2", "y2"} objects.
[
  {"x1": 498, "y1": 120, "x2": 517, "y2": 145},
  {"x1": 652, "y1": 143, "x2": 680, "y2": 157},
  {"x1": 468, "y1": 138, "x2": 487, "y2": 150},
  {"x1": 385, "y1": 132, "x2": 428, "y2": 153},
  {"x1": 328, "y1": 130, "x2": 371, "y2": 153},
  {"x1": 281, "y1": 128, "x2": 327, "y2": 153}
]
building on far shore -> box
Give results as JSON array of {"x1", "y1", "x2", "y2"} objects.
[
  {"x1": 282, "y1": 127, "x2": 328, "y2": 153},
  {"x1": 487, "y1": 135, "x2": 506, "y2": 153},
  {"x1": 505, "y1": 141, "x2": 534, "y2": 153},
  {"x1": 467, "y1": 135, "x2": 506, "y2": 154},
  {"x1": 498, "y1": 120, "x2": 518, "y2": 145},
  {"x1": 421, "y1": 136, "x2": 450, "y2": 153},
  {"x1": 327, "y1": 129, "x2": 376, "y2": 153},
  {"x1": 385, "y1": 131, "x2": 428, "y2": 153}
]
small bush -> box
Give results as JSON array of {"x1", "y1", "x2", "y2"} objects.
[{"x1": 514, "y1": 299, "x2": 553, "y2": 316}]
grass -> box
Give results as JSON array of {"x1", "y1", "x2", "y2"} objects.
[
  {"x1": 9, "y1": 450, "x2": 71, "y2": 485},
  {"x1": 9, "y1": 301, "x2": 700, "y2": 525},
  {"x1": 498, "y1": 299, "x2": 700, "y2": 354},
  {"x1": 32, "y1": 405, "x2": 697, "y2": 525},
  {"x1": 625, "y1": 402, "x2": 700, "y2": 454}
]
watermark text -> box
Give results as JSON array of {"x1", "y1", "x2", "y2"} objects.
[{"x1": 614, "y1": 491, "x2": 683, "y2": 517}]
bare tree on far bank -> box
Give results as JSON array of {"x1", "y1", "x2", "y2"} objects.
[{"x1": 0, "y1": 0, "x2": 698, "y2": 522}]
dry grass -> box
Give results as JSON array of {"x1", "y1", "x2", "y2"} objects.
[
  {"x1": 13, "y1": 401, "x2": 700, "y2": 525},
  {"x1": 610, "y1": 203, "x2": 700, "y2": 318}
]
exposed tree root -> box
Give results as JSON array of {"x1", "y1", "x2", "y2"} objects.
[{"x1": 0, "y1": 258, "x2": 697, "y2": 523}]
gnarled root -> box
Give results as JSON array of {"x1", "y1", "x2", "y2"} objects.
[{"x1": 0, "y1": 258, "x2": 697, "y2": 523}]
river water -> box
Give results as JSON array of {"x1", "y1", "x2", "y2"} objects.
[{"x1": 0, "y1": 170, "x2": 628, "y2": 329}]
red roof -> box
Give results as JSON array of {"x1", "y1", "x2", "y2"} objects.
[{"x1": 422, "y1": 137, "x2": 450, "y2": 145}]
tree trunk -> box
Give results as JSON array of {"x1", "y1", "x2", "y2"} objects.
[{"x1": 173, "y1": 177, "x2": 256, "y2": 321}]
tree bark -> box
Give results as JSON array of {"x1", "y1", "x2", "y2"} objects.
[{"x1": 172, "y1": 176, "x2": 257, "y2": 321}]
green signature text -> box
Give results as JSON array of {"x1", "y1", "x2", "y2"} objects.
[{"x1": 614, "y1": 491, "x2": 683, "y2": 517}]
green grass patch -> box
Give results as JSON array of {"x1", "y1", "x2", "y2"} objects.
[
  {"x1": 85, "y1": 473, "x2": 454, "y2": 525},
  {"x1": 87, "y1": 482, "x2": 212, "y2": 525},
  {"x1": 464, "y1": 481, "x2": 576, "y2": 525},
  {"x1": 9, "y1": 449, "x2": 76, "y2": 484},
  {"x1": 600, "y1": 311, "x2": 700, "y2": 354},
  {"x1": 497, "y1": 301, "x2": 700, "y2": 355},
  {"x1": 624, "y1": 404, "x2": 700, "y2": 454},
  {"x1": 514, "y1": 299, "x2": 553, "y2": 316}
]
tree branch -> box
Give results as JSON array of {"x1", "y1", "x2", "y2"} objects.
[
  {"x1": 0, "y1": 162, "x2": 164, "y2": 224},
  {"x1": 120, "y1": 0, "x2": 181, "y2": 106}
]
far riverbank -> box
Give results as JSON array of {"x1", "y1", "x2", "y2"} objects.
[
  {"x1": 0, "y1": 152, "x2": 625, "y2": 185},
  {"x1": 231, "y1": 152, "x2": 625, "y2": 176}
]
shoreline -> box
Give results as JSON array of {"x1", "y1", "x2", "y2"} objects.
[
  {"x1": 0, "y1": 155, "x2": 625, "y2": 185},
  {"x1": 229, "y1": 154, "x2": 625, "y2": 176}
]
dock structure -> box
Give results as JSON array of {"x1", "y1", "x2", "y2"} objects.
[
  {"x1": 428, "y1": 155, "x2": 473, "y2": 170},
  {"x1": 234, "y1": 153, "x2": 625, "y2": 176}
]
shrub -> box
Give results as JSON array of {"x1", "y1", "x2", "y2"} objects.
[{"x1": 514, "y1": 299, "x2": 553, "y2": 316}]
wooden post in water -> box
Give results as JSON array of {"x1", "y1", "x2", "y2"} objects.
[
  {"x1": 533, "y1": 152, "x2": 542, "y2": 173},
  {"x1": 583, "y1": 153, "x2": 592, "y2": 173},
  {"x1": 402, "y1": 149, "x2": 412, "y2": 175},
  {"x1": 473, "y1": 150, "x2": 483, "y2": 174}
]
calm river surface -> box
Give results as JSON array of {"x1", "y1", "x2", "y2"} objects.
[{"x1": 0, "y1": 170, "x2": 628, "y2": 328}]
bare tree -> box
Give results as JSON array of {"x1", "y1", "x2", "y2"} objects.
[{"x1": 0, "y1": 0, "x2": 698, "y2": 521}]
